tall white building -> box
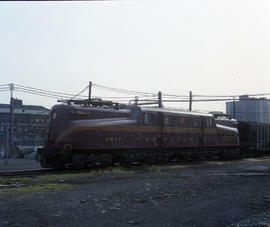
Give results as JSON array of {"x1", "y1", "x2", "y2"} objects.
[{"x1": 226, "y1": 95, "x2": 270, "y2": 123}]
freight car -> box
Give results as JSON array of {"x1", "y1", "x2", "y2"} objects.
[
  {"x1": 38, "y1": 100, "x2": 239, "y2": 169},
  {"x1": 238, "y1": 121, "x2": 270, "y2": 155}
]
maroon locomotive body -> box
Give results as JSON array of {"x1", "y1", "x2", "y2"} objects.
[{"x1": 38, "y1": 102, "x2": 239, "y2": 169}]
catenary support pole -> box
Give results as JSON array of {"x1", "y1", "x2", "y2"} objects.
[
  {"x1": 158, "y1": 91, "x2": 162, "y2": 108},
  {"x1": 5, "y1": 129, "x2": 9, "y2": 165},
  {"x1": 9, "y1": 83, "x2": 14, "y2": 158},
  {"x1": 89, "y1": 81, "x2": 92, "y2": 100},
  {"x1": 233, "y1": 97, "x2": 236, "y2": 119}
]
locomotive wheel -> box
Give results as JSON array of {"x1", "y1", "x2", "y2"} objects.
[
  {"x1": 73, "y1": 155, "x2": 85, "y2": 169},
  {"x1": 56, "y1": 158, "x2": 66, "y2": 170},
  {"x1": 40, "y1": 156, "x2": 47, "y2": 168},
  {"x1": 100, "y1": 154, "x2": 113, "y2": 166}
]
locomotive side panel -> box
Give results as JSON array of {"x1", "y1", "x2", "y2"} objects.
[
  {"x1": 161, "y1": 113, "x2": 201, "y2": 148},
  {"x1": 57, "y1": 124, "x2": 162, "y2": 151}
]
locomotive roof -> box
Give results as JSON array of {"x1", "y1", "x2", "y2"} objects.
[
  {"x1": 139, "y1": 106, "x2": 213, "y2": 117},
  {"x1": 55, "y1": 104, "x2": 213, "y2": 117},
  {"x1": 53, "y1": 104, "x2": 131, "y2": 114}
]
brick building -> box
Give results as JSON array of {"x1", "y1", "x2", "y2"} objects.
[{"x1": 0, "y1": 99, "x2": 49, "y2": 154}]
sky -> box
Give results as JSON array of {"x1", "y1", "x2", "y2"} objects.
[{"x1": 0, "y1": 0, "x2": 270, "y2": 112}]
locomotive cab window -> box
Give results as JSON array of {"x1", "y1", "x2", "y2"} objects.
[
  {"x1": 52, "y1": 111, "x2": 57, "y2": 120},
  {"x1": 130, "y1": 109, "x2": 140, "y2": 120},
  {"x1": 210, "y1": 118, "x2": 215, "y2": 128},
  {"x1": 142, "y1": 112, "x2": 157, "y2": 125},
  {"x1": 205, "y1": 118, "x2": 215, "y2": 128}
]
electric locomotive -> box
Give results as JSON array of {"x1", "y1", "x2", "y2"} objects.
[{"x1": 38, "y1": 99, "x2": 239, "y2": 169}]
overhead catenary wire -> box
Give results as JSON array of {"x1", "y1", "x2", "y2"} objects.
[
  {"x1": 162, "y1": 93, "x2": 190, "y2": 98},
  {"x1": 15, "y1": 89, "x2": 71, "y2": 100},
  {"x1": 15, "y1": 84, "x2": 88, "y2": 99},
  {"x1": 0, "y1": 87, "x2": 9, "y2": 90},
  {"x1": 3, "y1": 83, "x2": 156, "y2": 103},
  {"x1": 0, "y1": 84, "x2": 9, "y2": 87},
  {"x1": 15, "y1": 87, "x2": 74, "y2": 99},
  {"x1": 14, "y1": 85, "x2": 141, "y2": 103},
  {"x1": 161, "y1": 98, "x2": 237, "y2": 102},
  {"x1": 92, "y1": 83, "x2": 157, "y2": 96},
  {"x1": 14, "y1": 84, "x2": 88, "y2": 100},
  {"x1": 1, "y1": 83, "x2": 270, "y2": 109},
  {"x1": 136, "y1": 97, "x2": 270, "y2": 103},
  {"x1": 194, "y1": 93, "x2": 270, "y2": 98},
  {"x1": 2, "y1": 83, "x2": 270, "y2": 99},
  {"x1": 92, "y1": 96, "x2": 144, "y2": 99}
]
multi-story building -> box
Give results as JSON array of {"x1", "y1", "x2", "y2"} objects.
[
  {"x1": 0, "y1": 99, "x2": 50, "y2": 154},
  {"x1": 226, "y1": 95, "x2": 270, "y2": 123}
]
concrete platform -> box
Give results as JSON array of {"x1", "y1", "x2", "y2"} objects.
[{"x1": 0, "y1": 159, "x2": 43, "y2": 172}]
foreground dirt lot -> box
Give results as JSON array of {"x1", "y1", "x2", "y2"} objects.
[{"x1": 1, "y1": 157, "x2": 270, "y2": 227}]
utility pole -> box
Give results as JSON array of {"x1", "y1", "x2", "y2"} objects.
[
  {"x1": 189, "y1": 91, "x2": 192, "y2": 111},
  {"x1": 9, "y1": 83, "x2": 14, "y2": 158},
  {"x1": 233, "y1": 97, "x2": 236, "y2": 119},
  {"x1": 158, "y1": 91, "x2": 163, "y2": 108},
  {"x1": 5, "y1": 129, "x2": 9, "y2": 165},
  {"x1": 88, "y1": 81, "x2": 92, "y2": 100}
]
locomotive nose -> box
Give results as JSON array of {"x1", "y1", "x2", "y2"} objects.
[{"x1": 48, "y1": 105, "x2": 70, "y2": 144}]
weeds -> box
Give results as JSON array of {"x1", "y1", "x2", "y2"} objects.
[
  {"x1": 0, "y1": 177, "x2": 32, "y2": 186},
  {"x1": 149, "y1": 166, "x2": 161, "y2": 172},
  {"x1": 0, "y1": 166, "x2": 134, "y2": 197},
  {"x1": 0, "y1": 183, "x2": 71, "y2": 196}
]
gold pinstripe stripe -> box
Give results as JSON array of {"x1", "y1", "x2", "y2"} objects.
[{"x1": 55, "y1": 124, "x2": 222, "y2": 145}]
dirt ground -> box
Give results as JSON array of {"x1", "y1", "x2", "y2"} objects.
[{"x1": 1, "y1": 157, "x2": 270, "y2": 227}]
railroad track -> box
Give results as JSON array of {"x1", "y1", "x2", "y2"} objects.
[
  {"x1": 0, "y1": 163, "x2": 162, "y2": 178},
  {"x1": 0, "y1": 164, "x2": 132, "y2": 178},
  {"x1": 0, "y1": 169, "x2": 85, "y2": 178},
  {"x1": 1, "y1": 154, "x2": 269, "y2": 178}
]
